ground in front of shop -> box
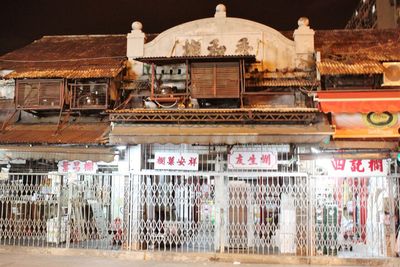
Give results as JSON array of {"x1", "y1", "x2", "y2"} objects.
[{"x1": 0, "y1": 246, "x2": 399, "y2": 267}]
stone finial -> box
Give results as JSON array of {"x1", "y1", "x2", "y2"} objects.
[
  {"x1": 131, "y1": 21, "x2": 143, "y2": 32},
  {"x1": 215, "y1": 4, "x2": 227, "y2": 18},
  {"x1": 297, "y1": 17, "x2": 310, "y2": 28}
]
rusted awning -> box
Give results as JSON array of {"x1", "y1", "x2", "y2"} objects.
[
  {"x1": 316, "y1": 91, "x2": 400, "y2": 113},
  {"x1": 5, "y1": 64, "x2": 124, "y2": 79},
  {"x1": 109, "y1": 123, "x2": 333, "y2": 145},
  {"x1": 0, "y1": 123, "x2": 110, "y2": 144},
  {"x1": 0, "y1": 145, "x2": 115, "y2": 162}
]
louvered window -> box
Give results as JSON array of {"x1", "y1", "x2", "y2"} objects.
[
  {"x1": 16, "y1": 79, "x2": 63, "y2": 109},
  {"x1": 191, "y1": 62, "x2": 239, "y2": 98}
]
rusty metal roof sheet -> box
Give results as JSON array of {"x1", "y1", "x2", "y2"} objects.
[
  {"x1": 282, "y1": 29, "x2": 400, "y2": 75},
  {"x1": 313, "y1": 29, "x2": 400, "y2": 61},
  {"x1": 0, "y1": 123, "x2": 110, "y2": 144},
  {"x1": 246, "y1": 79, "x2": 320, "y2": 87},
  {"x1": 0, "y1": 35, "x2": 127, "y2": 79},
  {"x1": 108, "y1": 107, "x2": 319, "y2": 114},
  {"x1": 317, "y1": 60, "x2": 385, "y2": 75}
]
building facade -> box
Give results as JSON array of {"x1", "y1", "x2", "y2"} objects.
[
  {"x1": 346, "y1": 0, "x2": 400, "y2": 29},
  {"x1": 0, "y1": 4, "x2": 399, "y2": 258}
]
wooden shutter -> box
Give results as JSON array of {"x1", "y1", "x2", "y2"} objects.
[{"x1": 191, "y1": 62, "x2": 239, "y2": 98}]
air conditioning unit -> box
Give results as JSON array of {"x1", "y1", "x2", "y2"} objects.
[{"x1": 383, "y1": 62, "x2": 400, "y2": 86}]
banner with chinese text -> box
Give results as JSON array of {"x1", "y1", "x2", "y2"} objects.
[
  {"x1": 58, "y1": 160, "x2": 98, "y2": 173},
  {"x1": 154, "y1": 152, "x2": 199, "y2": 171},
  {"x1": 327, "y1": 158, "x2": 389, "y2": 176},
  {"x1": 228, "y1": 151, "x2": 278, "y2": 170}
]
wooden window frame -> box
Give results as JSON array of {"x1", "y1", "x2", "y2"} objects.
[{"x1": 16, "y1": 79, "x2": 64, "y2": 110}]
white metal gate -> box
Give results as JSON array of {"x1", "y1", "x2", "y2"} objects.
[
  {"x1": 310, "y1": 174, "x2": 400, "y2": 258},
  {"x1": 124, "y1": 171, "x2": 309, "y2": 255},
  {"x1": 1, "y1": 171, "x2": 399, "y2": 258}
]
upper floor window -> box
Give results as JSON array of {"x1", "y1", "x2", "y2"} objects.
[
  {"x1": 69, "y1": 81, "x2": 108, "y2": 110},
  {"x1": 16, "y1": 79, "x2": 63, "y2": 110}
]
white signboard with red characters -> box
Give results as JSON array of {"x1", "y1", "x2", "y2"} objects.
[
  {"x1": 228, "y1": 151, "x2": 278, "y2": 170},
  {"x1": 58, "y1": 160, "x2": 98, "y2": 173},
  {"x1": 328, "y1": 158, "x2": 389, "y2": 176},
  {"x1": 154, "y1": 152, "x2": 199, "y2": 171}
]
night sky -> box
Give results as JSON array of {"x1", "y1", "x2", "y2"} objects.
[{"x1": 0, "y1": 0, "x2": 360, "y2": 56}]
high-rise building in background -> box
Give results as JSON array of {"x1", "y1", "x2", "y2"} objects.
[{"x1": 346, "y1": 0, "x2": 399, "y2": 29}]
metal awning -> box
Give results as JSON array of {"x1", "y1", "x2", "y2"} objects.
[
  {"x1": 134, "y1": 55, "x2": 256, "y2": 65},
  {"x1": 0, "y1": 123, "x2": 110, "y2": 144},
  {"x1": 316, "y1": 90, "x2": 400, "y2": 113},
  {"x1": 0, "y1": 145, "x2": 115, "y2": 162},
  {"x1": 109, "y1": 123, "x2": 333, "y2": 145}
]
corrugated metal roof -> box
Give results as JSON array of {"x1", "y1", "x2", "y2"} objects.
[
  {"x1": 0, "y1": 123, "x2": 110, "y2": 144},
  {"x1": 2, "y1": 29, "x2": 399, "y2": 78},
  {"x1": 313, "y1": 29, "x2": 400, "y2": 61},
  {"x1": 6, "y1": 65, "x2": 124, "y2": 79},
  {"x1": 317, "y1": 61, "x2": 385, "y2": 75},
  {"x1": 108, "y1": 107, "x2": 319, "y2": 114},
  {"x1": 0, "y1": 35, "x2": 126, "y2": 79},
  {"x1": 246, "y1": 79, "x2": 320, "y2": 87},
  {"x1": 282, "y1": 29, "x2": 400, "y2": 75}
]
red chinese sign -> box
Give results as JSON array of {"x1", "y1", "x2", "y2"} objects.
[
  {"x1": 58, "y1": 160, "x2": 98, "y2": 173},
  {"x1": 328, "y1": 159, "x2": 388, "y2": 175},
  {"x1": 154, "y1": 152, "x2": 199, "y2": 171},
  {"x1": 228, "y1": 151, "x2": 278, "y2": 170}
]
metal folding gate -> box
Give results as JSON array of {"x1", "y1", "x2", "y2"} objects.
[
  {"x1": 1, "y1": 171, "x2": 399, "y2": 258},
  {"x1": 124, "y1": 171, "x2": 310, "y2": 255}
]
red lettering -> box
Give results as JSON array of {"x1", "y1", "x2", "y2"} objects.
[
  {"x1": 73, "y1": 161, "x2": 81, "y2": 172},
  {"x1": 167, "y1": 156, "x2": 175, "y2": 166},
  {"x1": 235, "y1": 153, "x2": 244, "y2": 165},
  {"x1": 261, "y1": 154, "x2": 271, "y2": 165},
  {"x1": 177, "y1": 156, "x2": 186, "y2": 166},
  {"x1": 350, "y1": 159, "x2": 365, "y2": 172},
  {"x1": 157, "y1": 156, "x2": 166, "y2": 165},
  {"x1": 84, "y1": 161, "x2": 94, "y2": 172},
  {"x1": 331, "y1": 159, "x2": 346, "y2": 171},
  {"x1": 248, "y1": 154, "x2": 257, "y2": 165},
  {"x1": 62, "y1": 161, "x2": 69, "y2": 172},
  {"x1": 188, "y1": 157, "x2": 197, "y2": 166},
  {"x1": 368, "y1": 159, "x2": 383, "y2": 172}
]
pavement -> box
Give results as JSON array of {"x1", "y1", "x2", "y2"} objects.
[{"x1": 0, "y1": 247, "x2": 399, "y2": 267}]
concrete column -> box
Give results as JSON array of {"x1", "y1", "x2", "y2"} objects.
[
  {"x1": 126, "y1": 145, "x2": 142, "y2": 250},
  {"x1": 214, "y1": 154, "x2": 227, "y2": 252},
  {"x1": 293, "y1": 17, "x2": 315, "y2": 71}
]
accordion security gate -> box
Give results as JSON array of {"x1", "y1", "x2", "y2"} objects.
[{"x1": 0, "y1": 171, "x2": 399, "y2": 258}]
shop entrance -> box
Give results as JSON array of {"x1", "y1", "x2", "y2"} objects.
[
  {"x1": 310, "y1": 175, "x2": 398, "y2": 258},
  {"x1": 125, "y1": 171, "x2": 309, "y2": 255}
]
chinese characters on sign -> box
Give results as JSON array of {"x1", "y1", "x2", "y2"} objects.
[
  {"x1": 329, "y1": 159, "x2": 388, "y2": 175},
  {"x1": 58, "y1": 160, "x2": 98, "y2": 173},
  {"x1": 228, "y1": 151, "x2": 278, "y2": 170},
  {"x1": 154, "y1": 152, "x2": 199, "y2": 171}
]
